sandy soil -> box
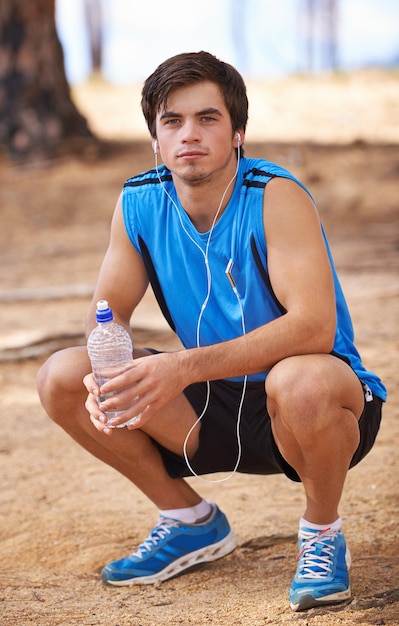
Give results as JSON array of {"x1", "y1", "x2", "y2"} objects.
[{"x1": 0, "y1": 71, "x2": 398, "y2": 625}]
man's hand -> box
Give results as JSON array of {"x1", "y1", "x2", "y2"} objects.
[
  {"x1": 84, "y1": 352, "x2": 188, "y2": 432},
  {"x1": 83, "y1": 372, "x2": 114, "y2": 435}
]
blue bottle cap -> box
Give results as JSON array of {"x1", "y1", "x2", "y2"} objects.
[{"x1": 95, "y1": 300, "x2": 114, "y2": 323}]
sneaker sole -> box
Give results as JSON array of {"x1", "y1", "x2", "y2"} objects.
[
  {"x1": 290, "y1": 587, "x2": 351, "y2": 612},
  {"x1": 102, "y1": 529, "x2": 237, "y2": 586}
]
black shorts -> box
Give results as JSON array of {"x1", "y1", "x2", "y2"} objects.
[{"x1": 153, "y1": 377, "x2": 383, "y2": 482}]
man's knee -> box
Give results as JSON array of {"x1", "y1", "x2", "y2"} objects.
[
  {"x1": 37, "y1": 346, "x2": 90, "y2": 410},
  {"x1": 266, "y1": 355, "x2": 348, "y2": 435},
  {"x1": 266, "y1": 354, "x2": 363, "y2": 438},
  {"x1": 267, "y1": 356, "x2": 324, "y2": 410}
]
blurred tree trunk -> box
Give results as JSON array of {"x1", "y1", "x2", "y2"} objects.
[
  {"x1": 305, "y1": 0, "x2": 315, "y2": 72},
  {"x1": 301, "y1": 0, "x2": 339, "y2": 73},
  {"x1": 324, "y1": 0, "x2": 338, "y2": 71},
  {"x1": 230, "y1": 0, "x2": 249, "y2": 75},
  {"x1": 84, "y1": 0, "x2": 103, "y2": 72},
  {"x1": 0, "y1": 0, "x2": 97, "y2": 160}
]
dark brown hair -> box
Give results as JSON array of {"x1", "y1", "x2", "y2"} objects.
[{"x1": 141, "y1": 51, "x2": 248, "y2": 139}]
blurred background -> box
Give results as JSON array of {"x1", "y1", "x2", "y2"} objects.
[
  {"x1": 1, "y1": 0, "x2": 398, "y2": 158},
  {"x1": 57, "y1": 0, "x2": 399, "y2": 84},
  {"x1": 54, "y1": 0, "x2": 399, "y2": 146}
]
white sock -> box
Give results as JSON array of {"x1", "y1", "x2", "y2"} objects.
[
  {"x1": 160, "y1": 499, "x2": 213, "y2": 524},
  {"x1": 300, "y1": 516, "x2": 342, "y2": 532}
]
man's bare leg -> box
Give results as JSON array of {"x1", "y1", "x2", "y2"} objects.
[
  {"x1": 266, "y1": 353, "x2": 364, "y2": 524},
  {"x1": 37, "y1": 346, "x2": 202, "y2": 509},
  {"x1": 266, "y1": 353, "x2": 365, "y2": 611},
  {"x1": 37, "y1": 346, "x2": 236, "y2": 586}
]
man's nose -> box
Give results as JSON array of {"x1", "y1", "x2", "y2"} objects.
[{"x1": 181, "y1": 120, "x2": 201, "y2": 143}]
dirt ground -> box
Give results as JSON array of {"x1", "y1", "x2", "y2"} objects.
[{"x1": 0, "y1": 71, "x2": 398, "y2": 626}]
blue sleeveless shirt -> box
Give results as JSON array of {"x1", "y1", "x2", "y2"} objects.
[{"x1": 122, "y1": 157, "x2": 386, "y2": 400}]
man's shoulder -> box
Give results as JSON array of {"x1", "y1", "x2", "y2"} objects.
[
  {"x1": 242, "y1": 157, "x2": 312, "y2": 200},
  {"x1": 242, "y1": 157, "x2": 295, "y2": 185}
]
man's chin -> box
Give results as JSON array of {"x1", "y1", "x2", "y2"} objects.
[{"x1": 175, "y1": 166, "x2": 209, "y2": 185}]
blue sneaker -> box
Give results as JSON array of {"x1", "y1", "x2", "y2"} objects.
[
  {"x1": 101, "y1": 504, "x2": 236, "y2": 586},
  {"x1": 290, "y1": 526, "x2": 351, "y2": 611}
]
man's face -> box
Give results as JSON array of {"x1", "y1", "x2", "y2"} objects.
[{"x1": 154, "y1": 81, "x2": 241, "y2": 185}]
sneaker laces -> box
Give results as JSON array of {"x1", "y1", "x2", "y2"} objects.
[
  {"x1": 132, "y1": 517, "x2": 180, "y2": 559},
  {"x1": 296, "y1": 527, "x2": 340, "y2": 580}
]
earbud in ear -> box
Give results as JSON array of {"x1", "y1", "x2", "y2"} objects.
[
  {"x1": 236, "y1": 133, "x2": 241, "y2": 144},
  {"x1": 153, "y1": 140, "x2": 158, "y2": 154}
]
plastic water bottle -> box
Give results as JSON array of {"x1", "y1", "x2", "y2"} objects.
[{"x1": 87, "y1": 300, "x2": 138, "y2": 428}]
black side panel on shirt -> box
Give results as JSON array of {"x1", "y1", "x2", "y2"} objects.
[
  {"x1": 138, "y1": 235, "x2": 176, "y2": 333},
  {"x1": 250, "y1": 234, "x2": 287, "y2": 315}
]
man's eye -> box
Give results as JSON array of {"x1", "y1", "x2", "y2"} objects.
[
  {"x1": 202, "y1": 116, "x2": 215, "y2": 122},
  {"x1": 165, "y1": 119, "x2": 180, "y2": 125}
]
